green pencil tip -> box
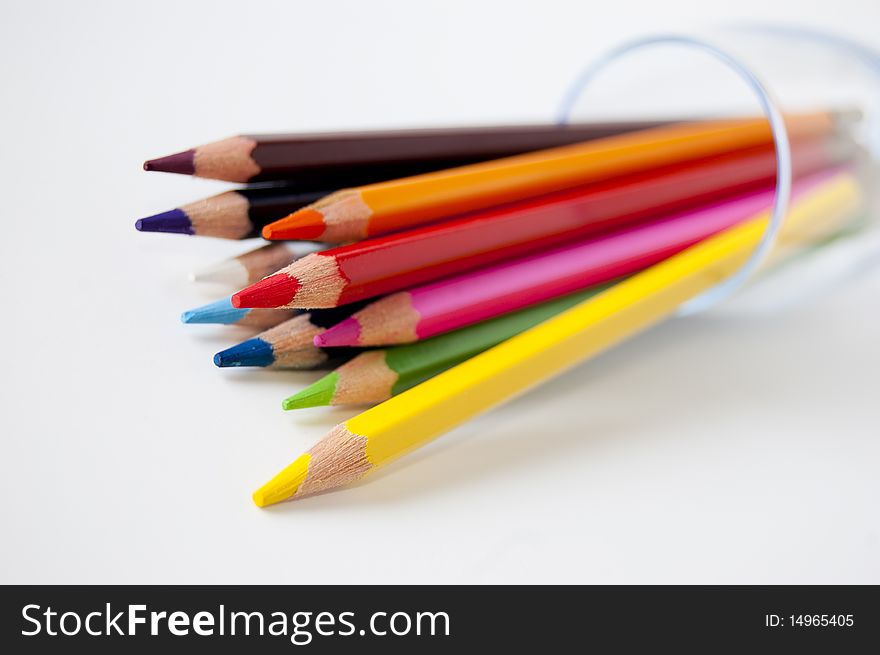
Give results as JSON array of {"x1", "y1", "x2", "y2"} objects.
[
  {"x1": 282, "y1": 372, "x2": 340, "y2": 410},
  {"x1": 281, "y1": 396, "x2": 318, "y2": 410}
]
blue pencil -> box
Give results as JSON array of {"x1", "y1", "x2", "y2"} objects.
[
  {"x1": 181, "y1": 296, "x2": 299, "y2": 329},
  {"x1": 213, "y1": 302, "x2": 368, "y2": 369}
]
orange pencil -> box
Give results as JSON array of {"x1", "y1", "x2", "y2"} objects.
[{"x1": 262, "y1": 112, "x2": 841, "y2": 242}]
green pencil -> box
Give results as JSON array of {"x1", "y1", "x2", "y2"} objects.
[{"x1": 281, "y1": 284, "x2": 614, "y2": 410}]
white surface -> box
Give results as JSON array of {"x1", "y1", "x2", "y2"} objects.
[{"x1": 1, "y1": 0, "x2": 878, "y2": 584}]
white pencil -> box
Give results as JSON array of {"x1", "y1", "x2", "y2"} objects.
[{"x1": 190, "y1": 242, "x2": 322, "y2": 287}]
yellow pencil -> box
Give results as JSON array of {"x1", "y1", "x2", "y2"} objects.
[{"x1": 253, "y1": 171, "x2": 863, "y2": 506}]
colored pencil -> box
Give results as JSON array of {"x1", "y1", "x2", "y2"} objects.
[
  {"x1": 261, "y1": 112, "x2": 839, "y2": 242},
  {"x1": 314, "y1": 182, "x2": 802, "y2": 347},
  {"x1": 180, "y1": 295, "x2": 299, "y2": 328},
  {"x1": 283, "y1": 286, "x2": 612, "y2": 409},
  {"x1": 213, "y1": 303, "x2": 367, "y2": 370},
  {"x1": 232, "y1": 139, "x2": 842, "y2": 310},
  {"x1": 135, "y1": 188, "x2": 329, "y2": 239},
  {"x1": 190, "y1": 242, "x2": 323, "y2": 288},
  {"x1": 252, "y1": 170, "x2": 862, "y2": 505},
  {"x1": 143, "y1": 119, "x2": 683, "y2": 183}
]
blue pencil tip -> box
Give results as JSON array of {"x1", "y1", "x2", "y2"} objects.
[
  {"x1": 181, "y1": 296, "x2": 250, "y2": 325},
  {"x1": 135, "y1": 208, "x2": 194, "y2": 235},
  {"x1": 213, "y1": 339, "x2": 275, "y2": 368}
]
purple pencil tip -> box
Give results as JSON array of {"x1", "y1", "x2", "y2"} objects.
[
  {"x1": 143, "y1": 149, "x2": 196, "y2": 175},
  {"x1": 134, "y1": 208, "x2": 194, "y2": 235}
]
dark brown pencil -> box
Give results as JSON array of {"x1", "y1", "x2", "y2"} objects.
[{"x1": 143, "y1": 119, "x2": 681, "y2": 183}]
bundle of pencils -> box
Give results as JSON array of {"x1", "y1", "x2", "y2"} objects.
[
  {"x1": 138, "y1": 120, "x2": 684, "y2": 238},
  {"x1": 140, "y1": 109, "x2": 865, "y2": 506}
]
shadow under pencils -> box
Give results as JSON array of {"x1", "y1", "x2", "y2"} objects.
[{"x1": 258, "y1": 309, "x2": 807, "y2": 514}]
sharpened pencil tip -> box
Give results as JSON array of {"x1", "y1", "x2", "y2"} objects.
[
  {"x1": 135, "y1": 208, "x2": 194, "y2": 235},
  {"x1": 214, "y1": 338, "x2": 275, "y2": 368},
  {"x1": 232, "y1": 274, "x2": 300, "y2": 309},
  {"x1": 314, "y1": 317, "x2": 361, "y2": 347},
  {"x1": 180, "y1": 296, "x2": 248, "y2": 325},
  {"x1": 190, "y1": 259, "x2": 248, "y2": 287},
  {"x1": 282, "y1": 372, "x2": 340, "y2": 410},
  {"x1": 253, "y1": 453, "x2": 312, "y2": 507},
  {"x1": 143, "y1": 149, "x2": 196, "y2": 175},
  {"x1": 261, "y1": 209, "x2": 327, "y2": 241}
]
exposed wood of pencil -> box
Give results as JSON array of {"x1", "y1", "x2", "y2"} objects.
[
  {"x1": 184, "y1": 191, "x2": 255, "y2": 239},
  {"x1": 287, "y1": 351, "x2": 399, "y2": 409},
  {"x1": 229, "y1": 308, "x2": 299, "y2": 330},
  {"x1": 262, "y1": 112, "x2": 840, "y2": 241},
  {"x1": 142, "y1": 119, "x2": 686, "y2": 183},
  {"x1": 252, "y1": 170, "x2": 862, "y2": 505},
  {"x1": 233, "y1": 138, "x2": 845, "y2": 310}
]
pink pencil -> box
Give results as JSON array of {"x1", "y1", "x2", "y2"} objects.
[{"x1": 316, "y1": 170, "x2": 832, "y2": 347}]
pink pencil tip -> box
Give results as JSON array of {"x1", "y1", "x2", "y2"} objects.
[{"x1": 314, "y1": 317, "x2": 362, "y2": 347}]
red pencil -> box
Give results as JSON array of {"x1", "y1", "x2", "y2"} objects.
[{"x1": 232, "y1": 140, "x2": 840, "y2": 309}]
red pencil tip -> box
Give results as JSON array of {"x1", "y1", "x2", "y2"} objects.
[
  {"x1": 232, "y1": 274, "x2": 300, "y2": 308},
  {"x1": 261, "y1": 209, "x2": 327, "y2": 241},
  {"x1": 314, "y1": 317, "x2": 362, "y2": 347},
  {"x1": 143, "y1": 149, "x2": 196, "y2": 175}
]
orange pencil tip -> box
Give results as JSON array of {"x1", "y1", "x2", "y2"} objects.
[{"x1": 262, "y1": 209, "x2": 327, "y2": 241}]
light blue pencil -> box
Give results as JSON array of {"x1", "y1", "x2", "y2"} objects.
[{"x1": 181, "y1": 295, "x2": 299, "y2": 329}]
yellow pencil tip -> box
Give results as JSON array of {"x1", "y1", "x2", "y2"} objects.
[{"x1": 252, "y1": 453, "x2": 312, "y2": 508}]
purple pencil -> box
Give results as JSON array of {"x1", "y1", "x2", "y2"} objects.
[{"x1": 316, "y1": 170, "x2": 832, "y2": 347}]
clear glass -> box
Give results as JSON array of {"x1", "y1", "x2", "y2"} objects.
[{"x1": 559, "y1": 27, "x2": 880, "y2": 314}]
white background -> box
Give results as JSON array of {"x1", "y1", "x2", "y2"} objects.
[{"x1": 1, "y1": 0, "x2": 878, "y2": 584}]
